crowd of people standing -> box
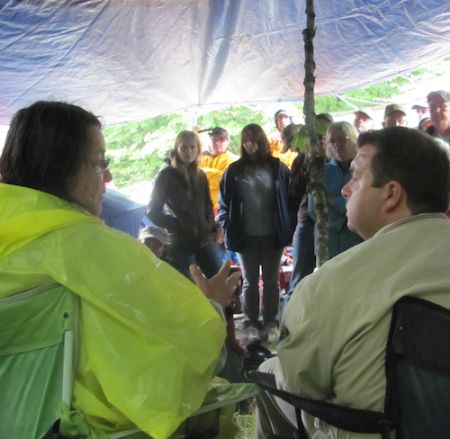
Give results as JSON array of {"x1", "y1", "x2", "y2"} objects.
[
  {"x1": 147, "y1": 92, "x2": 450, "y2": 351},
  {"x1": 1, "y1": 88, "x2": 449, "y2": 438}
]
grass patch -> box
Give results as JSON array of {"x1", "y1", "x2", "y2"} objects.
[
  {"x1": 234, "y1": 397, "x2": 257, "y2": 439},
  {"x1": 235, "y1": 411, "x2": 256, "y2": 439}
]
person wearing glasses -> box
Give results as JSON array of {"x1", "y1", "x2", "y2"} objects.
[
  {"x1": 308, "y1": 121, "x2": 363, "y2": 258},
  {"x1": 0, "y1": 101, "x2": 240, "y2": 438}
]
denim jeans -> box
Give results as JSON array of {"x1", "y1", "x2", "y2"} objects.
[
  {"x1": 166, "y1": 242, "x2": 222, "y2": 279},
  {"x1": 286, "y1": 218, "x2": 316, "y2": 298},
  {"x1": 238, "y1": 236, "x2": 283, "y2": 324}
]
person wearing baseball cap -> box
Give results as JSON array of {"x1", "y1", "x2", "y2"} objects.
[
  {"x1": 353, "y1": 109, "x2": 374, "y2": 134},
  {"x1": 198, "y1": 127, "x2": 237, "y2": 212},
  {"x1": 412, "y1": 103, "x2": 429, "y2": 119},
  {"x1": 269, "y1": 109, "x2": 297, "y2": 169},
  {"x1": 274, "y1": 109, "x2": 292, "y2": 132},
  {"x1": 383, "y1": 104, "x2": 408, "y2": 128},
  {"x1": 427, "y1": 90, "x2": 450, "y2": 141}
]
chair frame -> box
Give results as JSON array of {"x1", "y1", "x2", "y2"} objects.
[{"x1": 249, "y1": 295, "x2": 450, "y2": 439}]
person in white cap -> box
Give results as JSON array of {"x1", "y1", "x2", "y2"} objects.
[{"x1": 140, "y1": 225, "x2": 170, "y2": 259}]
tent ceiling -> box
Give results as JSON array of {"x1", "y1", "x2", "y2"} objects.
[{"x1": 1, "y1": 0, "x2": 449, "y2": 125}]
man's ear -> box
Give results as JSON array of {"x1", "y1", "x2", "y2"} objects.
[{"x1": 382, "y1": 181, "x2": 405, "y2": 212}]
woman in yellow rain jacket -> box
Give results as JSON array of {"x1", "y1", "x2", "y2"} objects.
[{"x1": 0, "y1": 101, "x2": 240, "y2": 439}]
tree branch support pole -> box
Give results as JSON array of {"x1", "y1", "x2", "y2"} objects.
[{"x1": 303, "y1": 0, "x2": 329, "y2": 266}]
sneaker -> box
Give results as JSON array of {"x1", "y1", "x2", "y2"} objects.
[
  {"x1": 264, "y1": 322, "x2": 280, "y2": 344},
  {"x1": 243, "y1": 319, "x2": 264, "y2": 331},
  {"x1": 246, "y1": 325, "x2": 261, "y2": 344},
  {"x1": 242, "y1": 320, "x2": 264, "y2": 344}
]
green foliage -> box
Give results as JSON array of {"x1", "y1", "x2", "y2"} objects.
[
  {"x1": 102, "y1": 59, "x2": 449, "y2": 191},
  {"x1": 314, "y1": 96, "x2": 352, "y2": 114},
  {"x1": 108, "y1": 150, "x2": 163, "y2": 188},
  {"x1": 103, "y1": 112, "x2": 190, "y2": 187},
  {"x1": 291, "y1": 120, "x2": 328, "y2": 153},
  {"x1": 196, "y1": 106, "x2": 269, "y2": 153},
  {"x1": 296, "y1": 75, "x2": 408, "y2": 116},
  {"x1": 105, "y1": 113, "x2": 187, "y2": 152},
  {"x1": 103, "y1": 106, "x2": 271, "y2": 187},
  {"x1": 346, "y1": 76, "x2": 406, "y2": 100},
  {"x1": 235, "y1": 412, "x2": 256, "y2": 439}
]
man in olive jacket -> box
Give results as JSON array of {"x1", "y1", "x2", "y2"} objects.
[{"x1": 257, "y1": 127, "x2": 450, "y2": 439}]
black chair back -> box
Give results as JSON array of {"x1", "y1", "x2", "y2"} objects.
[
  {"x1": 249, "y1": 296, "x2": 450, "y2": 439},
  {"x1": 388, "y1": 297, "x2": 450, "y2": 439}
]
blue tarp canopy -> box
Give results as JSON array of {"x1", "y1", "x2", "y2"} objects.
[
  {"x1": 100, "y1": 188, "x2": 146, "y2": 238},
  {"x1": 1, "y1": 0, "x2": 449, "y2": 125}
]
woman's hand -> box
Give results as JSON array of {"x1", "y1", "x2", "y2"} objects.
[{"x1": 189, "y1": 259, "x2": 241, "y2": 308}]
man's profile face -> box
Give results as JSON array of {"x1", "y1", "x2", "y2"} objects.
[
  {"x1": 211, "y1": 134, "x2": 229, "y2": 155},
  {"x1": 428, "y1": 94, "x2": 450, "y2": 136},
  {"x1": 354, "y1": 112, "x2": 374, "y2": 134},
  {"x1": 342, "y1": 144, "x2": 383, "y2": 240},
  {"x1": 384, "y1": 111, "x2": 407, "y2": 128}
]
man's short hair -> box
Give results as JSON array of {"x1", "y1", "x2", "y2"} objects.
[
  {"x1": 209, "y1": 127, "x2": 229, "y2": 138},
  {"x1": 357, "y1": 127, "x2": 450, "y2": 215}
]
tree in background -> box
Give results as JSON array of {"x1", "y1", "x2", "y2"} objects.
[
  {"x1": 104, "y1": 58, "x2": 449, "y2": 192},
  {"x1": 302, "y1": 0, "x2": 329, "y2": 266}
]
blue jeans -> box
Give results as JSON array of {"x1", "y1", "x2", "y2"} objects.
[
  {"x1": 286, "y1": 218, "x2": 316, "y2": 298},
  {"x1": 238, "y1": 236, "x2": 283, "y2": 324},
  {"x1": 166, "y1": 242, "x2": 222, "y2": 279}
]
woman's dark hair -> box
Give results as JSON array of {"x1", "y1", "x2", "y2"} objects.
[
  {"x1": 358, "y1": 127, "x2": 450, "y2": 214},
  {"x1": 281, "y1": 123, "x2": 302, "y2": 151},
  {"x1": 240, "y1": 124, "x2": 271, "y2": 163},
  {"x1": 0, "y1": 101, "x2": 101, "y2": 201}
]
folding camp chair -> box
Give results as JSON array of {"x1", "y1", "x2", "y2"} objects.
[
  {"x1": 0, "y1": 283, "x2": 257, "y2": 439},
  {"x1": 0, "y1": 283, "x2": 142, "y2": 439},
  {"x1": 0, "y1": 284, "x2": 73, "y2": 438},
  {"x1": 249, "y1": 296, "x2": 450, "y2": 439}
]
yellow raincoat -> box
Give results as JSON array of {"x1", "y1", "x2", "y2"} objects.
[
  {"x1": 0, "y1": 183, "x2": 226, "y2": 439},
  {"x1": 199, "y1": 152, "x2": 237, "y2": 209},
  {"x1": 268, "y1": 135, "x2": 298, "y2": 169}
]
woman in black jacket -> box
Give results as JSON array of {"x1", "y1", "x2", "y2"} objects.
[
  {"x1": 218, "y1": 124, "x2": 294, "y2": 340},
  {"x1": 147, "y1": 130, "x2": 221, "y2": 278}
]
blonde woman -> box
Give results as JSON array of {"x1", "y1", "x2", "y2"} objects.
[{"x1": 147, "y1": 130, "x2": 222, "y2": 279}]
